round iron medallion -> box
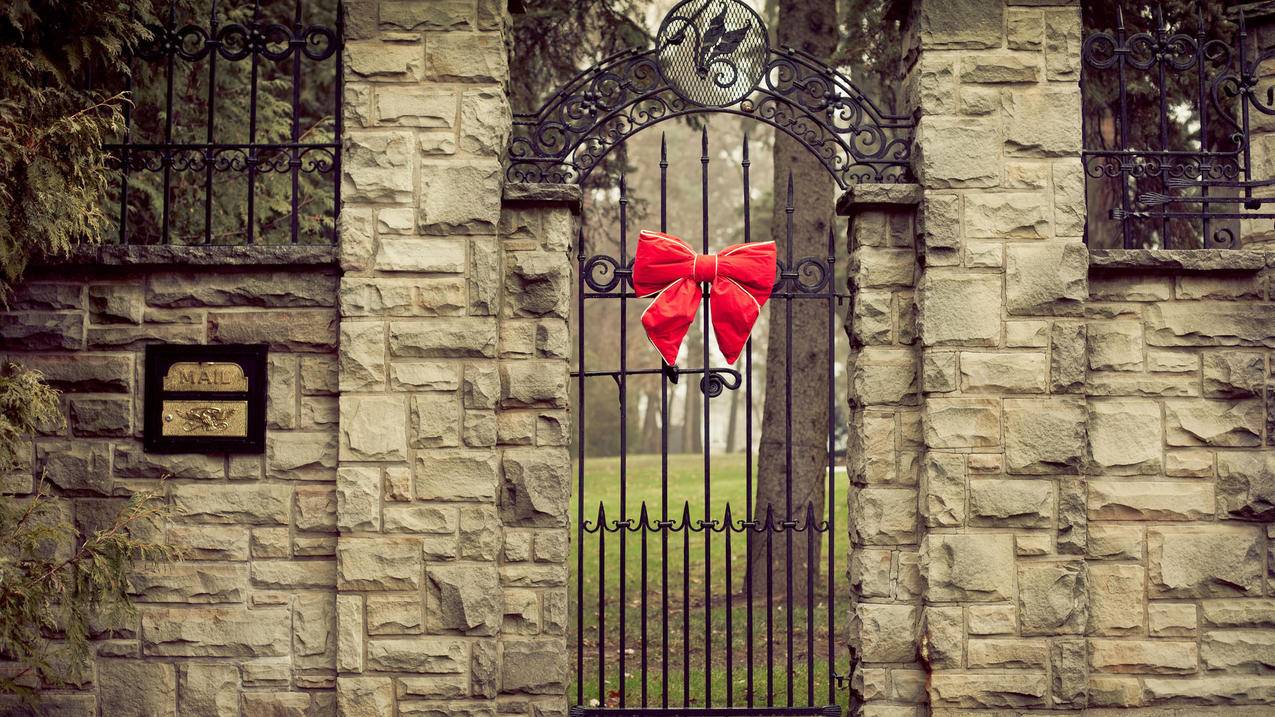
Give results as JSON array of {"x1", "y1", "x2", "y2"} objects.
[{"x1": 655, "y1": 0, "x2": 769, "y2": 108}]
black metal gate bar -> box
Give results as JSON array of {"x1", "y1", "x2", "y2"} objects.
[
  {"x1": 699, "y1": 127, "x2": 713, "y2": 707},
  {"x1": 741, "y1": 133, "x2": 754, "y2": 712},
  {"x1": 573, "y1": 124, "x2": 843, "y2": 714},
  {"x1": 105, "y1": 0, "x2": 342, "y2": 246}
]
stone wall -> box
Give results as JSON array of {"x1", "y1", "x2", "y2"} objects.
[
  {"x1": 0, "y1": 258, "x2": 341, "y2": 716},
  {"x1": 838, "y1": 0, "x2": 1275, "y2": 714},
  {"x1": 337, "y1": 1, "x2": 574, "y2": 716}
]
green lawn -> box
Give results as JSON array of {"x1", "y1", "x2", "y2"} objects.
[{"x1": 571, "y1": 453, "x2": 852, "y2": 713}]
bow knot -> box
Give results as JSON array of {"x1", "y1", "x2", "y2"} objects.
[
  {"x1": 632, "y1": 230, "x2": 776, "y2": 366},
  {"x1": 692, "y1": 254, "x2": 719, "y2": 283}
]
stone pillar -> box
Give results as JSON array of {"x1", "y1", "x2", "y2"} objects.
[
  {"x1": 840, "y1": 184, "x2": 926, "y2": 715},
  {"x1": 901, "y1": 0, "x2": 1089, "y2": 711},
  {"x1": 337, "y1": 4, "x2": 572, "y2": 716}
]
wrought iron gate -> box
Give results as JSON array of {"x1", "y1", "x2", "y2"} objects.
[{"x1": 505, "y1": 2, "x2": 913, "y2": 715}]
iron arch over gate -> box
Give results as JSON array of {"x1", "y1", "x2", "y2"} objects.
[
  {"x1": 505, "y1": 0, "x2": 913, "y2": 188},
  {"x1": 506, "y1": 2, "x2": 914, "y2": 717}
]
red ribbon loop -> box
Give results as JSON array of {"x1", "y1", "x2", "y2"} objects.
[{"x1": 631, "y1": 229, "x2": 776, "y2": 366}]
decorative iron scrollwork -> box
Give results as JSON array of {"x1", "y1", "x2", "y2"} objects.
[
  {"x1": 1080, "y1": 6, "x2": 1275, "y2": 249},
  {"x1": 506, "y1": 0, "x2": 913, "y2": 188},
  {"x1": 698, "y1": 367, "x2": 741, "y2": 398}
]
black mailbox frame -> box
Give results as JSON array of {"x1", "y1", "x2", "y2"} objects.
[{"x1": 143, "y1": 344, "x2": 269, "y2": 454}]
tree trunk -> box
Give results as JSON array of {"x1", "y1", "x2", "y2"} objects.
[{"x1": 747, "y1": 0, "x2": 837, "y2": 602}]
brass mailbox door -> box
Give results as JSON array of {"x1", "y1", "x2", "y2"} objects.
[{"x1": 143, "y1": 344, "x2": 268, "y2": 454}]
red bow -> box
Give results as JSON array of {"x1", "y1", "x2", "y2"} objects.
[{"x1": 632, "y1": 230, "x2": 776, "y2": 366}]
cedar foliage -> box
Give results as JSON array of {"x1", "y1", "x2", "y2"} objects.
[{"x1": 0, "y1": 0, "x2": 177, "y2": 702}]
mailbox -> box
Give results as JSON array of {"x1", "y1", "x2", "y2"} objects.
[{"x1": 143, "y1": 344, "x2": 268, "y2": 454}]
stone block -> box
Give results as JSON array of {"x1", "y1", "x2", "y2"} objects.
[
  {"x1": 959, "y1": 351, "x2": 1047, "y2": 393},
  {"x1": 128, "y1": 563, "x2": 246, "y2": 603},
  {"x1": 146, "y1": 270, "x2": 338, "y2": 308},
  {"x1": 1142, "y1": 675, "x2": 1275, "y2": 704},
  {"x1": 1149, "y1": 525, "x2": 1262, "y2": 597},
  {"x1": 1050, "y1": 320, "x2": 1086, "y2": 393},
  {"x1": 960, "y1": 51, "x2": 1041, "y2": 83},
  {"x1": 384, "y1": 504, "x2": 457, "y2": 534},
  {"x1": 967, "y1": 638, "x2": 1047, "y2": 669},
  {"x1": 166, "y1": 525, "x2": 249, "y2": 561},
  {"x1": 15, "y1": 354, "x2": 131, "y2": 393},
  {"x1": 852, "y1": 487, "x2": 918, "y2": 545},
  {"x1": 460, "y1": 88, "x2": 511, "y2": 156},
  {"x1": 917, "y1": 0, "x2": 1003, "y2": 49},
  {"x1": 852, "y1": 347, "x2": 918, "y2": 405},
  {"x1": 266, "y1": 431, "x2": 338, "y2": 480},
  {"x1": 172, "y1": 484, "x2": 291, "y2": 525},
  {"x1": 923, "y1": 533, "x2": 1014, "y2": 602},
  {"x1": 340, "y1": 277, "x2": 467, "y2": 317},
  {"x1": 369, "y1": 591, "x2": 423, "y2": 630},
  {"x1": 343, "y1": 131, "x2": 415, "y2": 202},
  {"x1": 88, "y1": 284, "x2": 143, "y2": 324},
  {"x1": 424, "y1": 32, "x2": 507, "y2": 82},
  {"x1": 1089, "y1": 563, "x2": 1145, "y2": 635},
  {"x1": 338, "y1": 537, "x2": 422, "y2": 591},
  {"x1": 1089, "y1": 639, "x2": 1198, "y2": 674},
  {"x1": 1218, "y1": 452, "x2": 1275, "y2": 521},
  {"x1": 209, "y1": 310, "x2": 337, "y2": 352},
  {"x1": 87, "y1": 323, "x2": 202, "y2": 349},
  {"x1": 416, "y1": 450, "x2": 499, "y2": 502},
  {"x1": 1165, "y1": 398, "x2": 1263, "y2": 447},
  {"x1": 1088, "y1": 320, "x2": 1144, "y2": 371},
  {"x1": 1003, "y1": 87, "x2": 1082, "y2": 156},
  {"x1": 1089, "y1": 480, "x2": 1213, "y2": 521},
  {"x1": 1149, "y1": 603, "x2": 1198, "y2": 637},
  {"x1": 1005, "y1": 242, "x2": 1088, "y2": 316},
  {"x1": 501, "y1": 638, "x2": 567, "y2": 694},
  {"x1": 500, "y1": 361, "x2": 568, "y2": 408},
  {"x1": 179, "y1": 663, "x2": 238, "y2": 717},
  {"x1": 501, "y1": 448, "x2": 570, "y2": 527},
  {"x1": 390, "y1": 319, "x2": 498, "y2": 358},
  {"x1": 1145, "y1": 302, "x2": 1275, "y2": 348},
  {"x1": 914, "y1": 117, "x2": 1001, "y2": 188},
  {"x1": 1019, "y1": 560, "x2": 1087, "y2": 635},
  {"x1": 969, "y1": 478, "x2": 1053, "y2": 527},
  {"x1": 340, "y1": 395, "x2": 408, "y2": 461},
  {"x1": 969, "y1": 605, "x2": 1016, "y2": 636},
  {"x1": 929, "y1": 673, "x2": 1047, "y2": 709},
  {"x1": 99, "y1": 660, "x2": 176, "y2": 717},
  {"x1": 918, "y1": 272, "x2": 1002, "y2": 346},
  {"x1": 854, "y1": 247, "x2": 915, "y2": 287},
  {"x1": 922, "y1": 452, "x2": 964, "y2": 527},
  {"x1": 37, "y1": 440, "x2": 112, "y2": 495},
  {"x1": 963, "y1": 192, "x2": 1050, "y2": 238},
  {"x1": 921, "y1": 350, "x2": 957, "y2": 393},
  {"x1": 9, "y1": 282, "x2": 81, "y2": 310},
  {"x1": 338, "y1": 677, "x2": 394, "y2": 717},
  {"x1": 0, "y1": 312, "x2": 83, "y2": 350},
  {"x1": 1087, "y1": 399, "x2": 1162, "y2": 474},
  {"x1": 921, "y1": 606, "x2": 962, "y2": 668},
  {"x1": 1045, "y1": 8, "x2": 1082, "y2": 80},
  {"x1": 1203, "y1": 351, "x2": 1265, "y2": 398},
  {"x1": 419, "y1": 161, "x2": 501, "y2": 234},
  {"x1": 923, "y1": 398, "x2": 999, "y2": 448},
  {"x1": 374, "y1": 237, "x2": 467, "y2": 273},
  {"x1": 410, "y1": 392, "x2": 460, "y2": 448},
  {"x1": 504, "y1": 251, "x2": 570, "y2": 319},
  {"x1": 1004, "y1": 397, "x2": 1086, "y2": 474},
  {"x1": 427, "y1": 564, "x2": 501, "y2": 635},
  {"x1": 374, "y1": 86, "x2": 457, "y2": 127},
  {"x1": 141, "y1": 607, "x2": 290, "y2": 657},
  {"x1": 346, "y1": 40, "x2": 423, "y2": 80}
]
